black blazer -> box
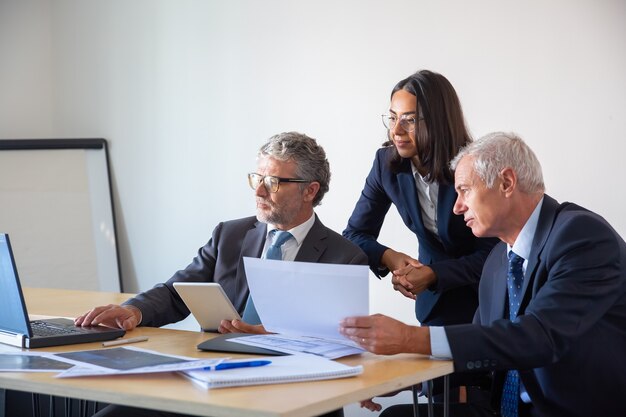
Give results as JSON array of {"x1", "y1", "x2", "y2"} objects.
[
  {"x1": 344, "y1": 147, "x2": 497, "y2": 325},
  {"x1": 127, "y1": 215, "x2": 368, "y2": 327},
  {"x1": 445, "y1": 195, "x2": 626, "y2": 416}
]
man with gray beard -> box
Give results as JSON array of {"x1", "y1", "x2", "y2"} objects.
[{"x1": 77, "y1": 132, "x2": 366, "y2": 417}]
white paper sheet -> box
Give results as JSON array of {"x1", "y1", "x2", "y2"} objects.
[
  {"x1": 53, "y1": 346, "x2": 224, "y2": 378},
  {"x1": 0, "y1": 351, "x2": 76, "y2": 372},
  {"x1": 182, "y1": 354, "x2": 363, "y2": 389},
  {"x1": 228, "y1": 334, "x2": 364, "y2": 359},
  {"x1": 243, "y1": 257, "x2": 369, "y2": 340}
]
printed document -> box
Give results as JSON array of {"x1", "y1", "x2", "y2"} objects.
[
  {"x1": 52, "y1": 346, "x2": 223, "y2": 378},
  {"x1": 0, "y1": 351, "x2": 74, "y2": 372},
  {"x1": 182, "y1": 353, "x2": 363, "y2": 389},
  {"x1": 238, "y1": 257, "x2": 369, "y2": 358},
  {"x1": 229, "y1": 334, "x2": 363, "y2": 359}
]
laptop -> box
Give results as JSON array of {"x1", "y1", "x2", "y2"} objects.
[{"x1": 0, "y1": 233, "x2": 125, "y2": 348}]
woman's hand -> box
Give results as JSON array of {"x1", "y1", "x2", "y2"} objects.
[{"x1": 392, "y1": 262, "x2": 437, "y2": 297}]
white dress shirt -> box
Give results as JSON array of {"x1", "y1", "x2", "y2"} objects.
[
  {"x1": 411, "y1": 162, "x2": 440, "y2": 240},
  {"x1": 263, "y1": 212, "x2": 316, "y2": 261}
]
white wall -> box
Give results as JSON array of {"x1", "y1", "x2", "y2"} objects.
[
  {"x1": 2, "y1": 0, "x2": 625, "y2": 329},
  {"x1": 0, "y1": 0, "x2": 53, "y2": 136},
  {"x1": 1, "y1": 1, "x2": 624, "y2": 415}
]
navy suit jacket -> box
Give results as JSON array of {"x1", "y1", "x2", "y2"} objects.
[
  {"x1": 344, "y1": 147, "x2": 497, "y2": 325},
  {"x1": 445, "y1": 195, "x2": 626, "y2": 416},
  {"x1": 127, "y1": 215, "x2": 368, "y2": 327}
]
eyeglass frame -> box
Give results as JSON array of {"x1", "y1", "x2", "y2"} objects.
[
  {"x1": 381, "y1": 113, "x2": 424, "y2": 133},
  {"x1": 248, "y1": 172, "x2": 311, "y2": 193}
]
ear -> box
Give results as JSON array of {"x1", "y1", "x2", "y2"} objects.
[
  {"x1": 499, "y1": 167, "x2": 517, "y2": 197},
  {"x1": 302, "y1": 181, "x2": 321, "y2": 203}
]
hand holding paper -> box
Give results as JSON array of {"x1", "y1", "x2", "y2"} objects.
[{"x1": 243, "y1": 257, "x2": 369, "y2": 340}]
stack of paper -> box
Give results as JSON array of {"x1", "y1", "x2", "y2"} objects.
[{"x1": 182, "y1": 354, "x2": 363, "y2": 389}]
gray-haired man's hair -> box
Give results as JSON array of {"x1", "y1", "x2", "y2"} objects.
[
  {"x1": 450, "y1": 131, "x2": 545, "y2": 194},
  {"x1": 258, "y1": 132, "x2": 331, "y2": 206}
]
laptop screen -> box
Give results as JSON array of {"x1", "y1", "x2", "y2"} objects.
[{"x1": 0, "y1": 234, "x2": 33, "y2": 337}]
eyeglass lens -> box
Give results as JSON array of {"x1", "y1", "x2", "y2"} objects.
[
  {"x1": 248, "y1": 174, "x2": 279, "y2": 193},
  {"x1": 382, "y1": 115, "x2": 417, "y2": 132}
]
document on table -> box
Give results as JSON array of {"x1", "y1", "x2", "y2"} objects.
[
  {"x1": 239, "y1": 257, "x2": 369, "y2": 358},
  {"x1": 229, "y1": 334, "x2": 364, "y2": 359},
  {"x1": 0, "y1": 352, "x2": 75, "y2": 372},
  {"x1": 52, "y1": 346, "x2": 223, "y2": 378},
  {"x1": 182, "y1": 353, "x2": 363, "y2": 389}
]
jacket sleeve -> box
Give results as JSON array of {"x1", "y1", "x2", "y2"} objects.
[
  {"x1": 123, "y1": 223, "x2": 222, "y2": 327},
  {"x1": 445, "y1": 212, "x2": 625, "y2": 372},
  {"x1": 343, "y1": 150, "x2": 393, "y2": 276},
  {"x1": 429, "y1": 235, "x2": 499, "y2": 293}
]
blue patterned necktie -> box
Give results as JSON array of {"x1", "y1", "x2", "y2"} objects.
[
  {"x1": 241, "y1": 230, "x2": 293, "y2": 324},
  {"x1": 501, "y1": 251, "x2": 525, "y2": 417}
]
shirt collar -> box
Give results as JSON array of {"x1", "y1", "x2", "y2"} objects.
[
  {"x1": 508, "y1": 196, "x2": 544, "y2": 260},
  {"x1": 411, "y1": 161, "x2": 429, "y2": 184},
  {"x1": 266, "y1": 211, "x2": 316, "y2": 247}
]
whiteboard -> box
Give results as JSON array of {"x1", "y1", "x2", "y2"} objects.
[{"x1": 0, "y1": 139, "x2": 122, "y2": 292}]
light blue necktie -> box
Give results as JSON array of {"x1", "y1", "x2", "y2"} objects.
[
  {"x1": 501, "y1": 251, "x2": 525, "y2": 417},
  {"x1": 241, "y1": 230, "x2": 293, "y2": 324}
]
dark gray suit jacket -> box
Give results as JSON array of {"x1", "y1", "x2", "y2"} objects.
[
  {"x1": 125, "y1": 215, "x2": 368, "y2": 327},
  {"x1": 445, "y1": 195, "x2": 626, "y2": 416}
]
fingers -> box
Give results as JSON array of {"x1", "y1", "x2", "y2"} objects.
[
  {"x1": 218, "y1": 319, "x2": 268, "y2": 334},
  {"x1": 75, "y1": 304, "x2": 115, "y2": 326},
  {"x1": 392, "y1": 259, "x2": 424, "y2": 278},
  {"x1": 391, "y1": 272, "x2": 413, "y2": 289},
  {"x1": 339, "y1": 315, "x2": 373, "y2": 328},
  {"x1": 393, "y1": 264, "x2": 415, "y2": 276},
  {"x1": 340, "y1": 314, "x2": 409, "y2": 355},
  {"x1": 381, "y1": 249, "x2": 419, "y2": 272},
  {"x1": 229, "y1": 320, "x2": 268, "y2": 334},
  {"x1": 116, "y1": 315, "x2": 140, "y2": 331},
  {"x1": 218, "y1": 319, "x2": 237, "y2": 334},
  {"x1": 407, "y1": 259, "x2": 423, "y2": 267},
  {"x1": 391, "y1": 274, "x2": 417, "y2": 299},
  {"x1": 391, "y1": 264, "x2": 436, "y2": 299},
  {"x1": 74, "y1": 314, "x2": 87, "y2": 326},
  {"x1": 392, "y1": 282, "x2": 417, "y2": 300},
  {"x1": 339, "y1": 316, "x2": 377, "y2": 345},
  {"x1": 74, "y1": 305, "x2": 137, "y2": 330},
  {"x1": 359, "y1": 399, "x2": 382, "y2": 412}
]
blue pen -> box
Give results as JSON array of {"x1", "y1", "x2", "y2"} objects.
[{"x1": 207, "y1": 360, "x2": 272, "y2": 371}]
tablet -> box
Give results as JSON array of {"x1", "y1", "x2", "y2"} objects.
[
  {"x1": 197, "y1": 333, "x2": 287, "y2": 356},
  {"x1": 173, "y1": 282, "x2": 241, "y2": 332}
]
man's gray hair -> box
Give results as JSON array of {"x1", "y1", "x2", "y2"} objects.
[
  {"x1": 259, "y1": 132, "x2": 330, "y2": 206},
  {"x1": 450, "y1": 131, "x2": 545, "y2": 194}
]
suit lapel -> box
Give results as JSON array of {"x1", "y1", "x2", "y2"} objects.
[
  {"x1": 397, "y1": 170, "x2": 427, "y2": 236},
  {"x1": 295, "y1": 215, "x2": 327, "y2": 263},
  {"x1": 492, "y1": 246, "x2": 509, "y2": 320},
  {"x1": 520, "y1": 196, "x2": 560, "y2": 303},
  {"x1": 436, "y1": 183, "x2": 457, "y2": 245},
  {"x1": 241, "y1": 221, "x2": 267, "y2": 259}
]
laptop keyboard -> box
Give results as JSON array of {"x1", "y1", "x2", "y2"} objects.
[{"x1": 30, "y1": 320, "x2": 83, "y2": 337}]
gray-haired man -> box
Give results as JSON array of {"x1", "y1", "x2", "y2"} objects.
[{"x1": 78, "y1": 132, "x2": 366, "y2": 417}]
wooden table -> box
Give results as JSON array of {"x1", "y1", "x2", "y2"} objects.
[{"x1": 0, "y1": 288, "x2": 453, "y2": 417}]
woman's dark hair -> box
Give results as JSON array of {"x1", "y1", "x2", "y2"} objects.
[{"x1": 383, "y1": 70, "x2": 472, "y2": 184}]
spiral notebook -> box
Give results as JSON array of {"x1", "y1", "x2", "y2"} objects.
[{"x1": 181, "y1": 354, "x2": 362, "y2": 389}]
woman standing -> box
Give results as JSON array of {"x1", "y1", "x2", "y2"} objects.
[{"x1": 344, "y1": 70, "x2": 497, "y2": 327}]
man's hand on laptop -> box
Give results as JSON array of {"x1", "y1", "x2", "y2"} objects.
[
  {"x1": 74, "y1": 304, "x2": 142, "y2": 330},
  {"x1": 218, "y1": 319, "x2": 268, "y2": 335}
]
